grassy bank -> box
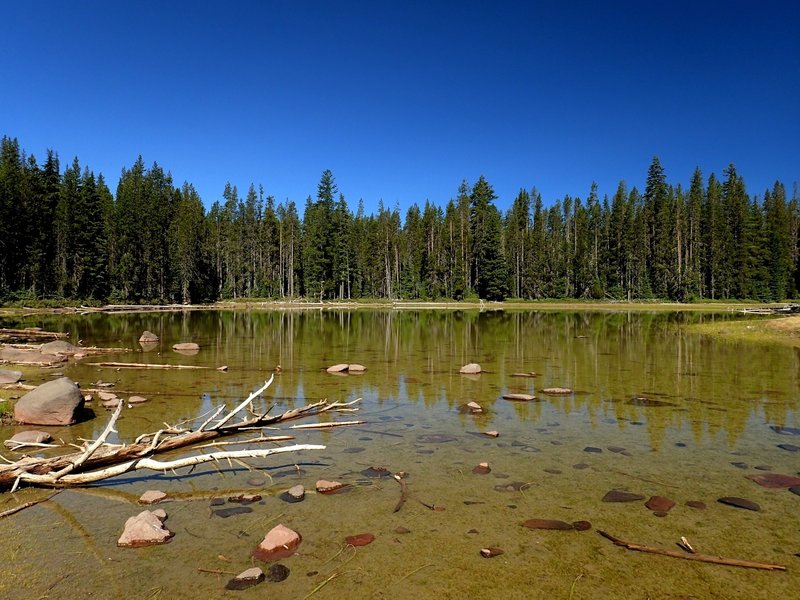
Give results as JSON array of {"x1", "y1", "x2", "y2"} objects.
[{"x1": 688, "y1": 314, "x2": 800, "y2": 348}]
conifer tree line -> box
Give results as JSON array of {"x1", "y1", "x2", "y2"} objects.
[{"x1": 1, "y1": 135, "x2": 798, "y2": 303}]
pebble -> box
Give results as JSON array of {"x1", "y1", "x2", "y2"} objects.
[{"x1": 226, "y1": 568, "x2": 265, "y2": 591}]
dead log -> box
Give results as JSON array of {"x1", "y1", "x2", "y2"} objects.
[
  {"x1": 88, "y1": 361, "x2": 211, "y2": 370},
  {"x1": 0, "y1": 376, "x2": 360, "y2": 492},
  {"x1": 0, "y1": 328, "x2": 68, "y2": 343},
  {"x1": 598, "y1": 530, "x2": 786, "y2": 571}
]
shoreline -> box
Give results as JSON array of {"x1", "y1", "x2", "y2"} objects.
[{"x1": 0, "y1": 299, "x2": 791, "y2": 317}]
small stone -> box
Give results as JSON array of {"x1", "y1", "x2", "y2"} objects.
[
  {"x1": 572, "y1": 521, "x2": 592, "y2": 531},
  {"x1": 652, "y1": 511, "x2": 669, "y2": 517},
  {"x1": 718, "y1": 496, "x2": 760, "y2": 511},
  {"x1": 102, "y1": 398, "x2": 122, "y2": 409},
  {"x1": 472, "y1": 462, "x2": 491, "y2": 475},
  {"x1": 459, "y1": 363, "x2": 482, "y2": 374},
  {"x1": 394, "y1": 526, "x2": 411, "y2": 534},
  {"x1": 117, "y1": 510, "x2": 173, "y2": 547},
  {"x1": 466, "y1": 401, "x2": 483, "y2": 413},
  {"x1": 209, "y1": 498, "x2": 225, "y2": 506},
  {"x1": 483, "y1": 430, "x2": 500, "y2": 438},
  {"x1": 522, "y1": 518, "x2": 574, "y2": 530},
  {"x1": 584, "y1": 446, "x2": 602, "y2": 453},
  {"x1": 226, "y1": 567, "x2": 265, "y2": 591},
  {"x1": 345, "y1": 533, "x2": 375, "y2": 546},
  {"x1": 138, "y1": 490, "x2": 167, "y2": 505},
  {"x1": 502, "y1": 393, "x2": 536, "y2": 401},
  {"x1": 213, "y1": 507, "x2": 253, "y2": 518},
  {"x1": 746, "y1": 472, "x2": 800, "y2": 488},
  {"x1": 172, "y1": 342, "x2": 200, "y2": 352},
  {"x1": 602, "y1": 490, "x2": 645, "y2": 503},
  {"x1": 645, "y1": 496, "x2": 675, "y2": 512},
  {"x1": 128, "y1": 395, "x2": 147, "y2": 404},
  {"x1": 754, "y1": 465, "x2": 774, "y2": 471},
  {"x1": 281, "y1": 484, "x2": 305, "y2": 503},
  {"x1": 541, "y1": 387, "x2": 572, "y2": 395},
  {"x1": 98, "y1": 390, "x2": 117, "y2": 401},
  {"x1": 789, "y1": 486, "x2": 800, "y2": 496},
  {"x1": 480, "y1": 547, "x2": 504, "y2": 558},
  {"x1": 607, "y1": 446, "x2": 626, "y2": 453},
  {"x1": 572, "y1": 463, "x2": 590, "y2": 470},
  {"x1": 777, "y1": 443, "x2": 800, "y2": 452},
  {"x1": 247, "y1": 476, "x2": 267, "y2": 487},
  {"x1": 266, "y1": 564, "x2": 290, "y2": 582},
  {"x1": 730, "y1": 461, "x2": 748, "y2": 469},
  {"x1": 686, "y1": 500, "x2": 707, "y2": 509},
  {"x1": 316, "y1": 480, "x2": 346, "y2": 494},
  {"x1": 544, "y1": 468, "x2": 562, "y2": 475},
  {"x1": 216, "y1": 365, "x2": 228, "y2": 371},
  {"x1": 253, "y1": 524, "x2": 302, "y2": 562}
]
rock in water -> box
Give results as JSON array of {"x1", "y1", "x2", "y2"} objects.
[
  {"x1": 326, "y1": 363, "x2": 349, "y2": 373},
  {"x1": 14, "y1": 377, "x2": 85, "y2": 426},
  {"x1": 226, "y1": 567, "x2": 265, "y2": 591},
  {"x1": 347, "y1": 364, "x2": 367, "y2": 372},
  {"x1": 502, "y1": 393, "x2": 536, "y2": 401},
  {"x1": 602, "y1": 490, "x2": 645, "y2": 503},
  {"x1": 316, "y1": 480, "x2": 346, "y2": 494},
  {"x1": 138, "y1": 331, "x2": 158, "y2": 343},
  {"x1": 172, "y1": 342, "x2": 199, "y2": 355},
  {"x1": 117, "y1": 510, "x2": 173, "y2": 547},
  {"x1": 252, "y1": 524, "x2": 302, "y2": 562},
  {"x1": 266, "y1": 564, "x2": 290, "y2": 582},
  {"x1": 0, "y1": 368, "x2": 22, "y2": 384},
  {"x1": 472, "y1": 462, "x2": 491, "y2": 475},
  {"x1": 281, "y1": 484, "x2": 305, "y2": 503},
  {"x1": 645, "y1": 496, "x2": 675, "y2": 512},
  {"x1": 746, "y1": 472, "x2": 800, "y2": 488},
  {"x1": 522, "y1": 518, "x2": 574, "y2": 530},
  {"x1": 718, "y1": 496, "x2": 760, "y2": 511},
  {"x1": 4, "y1": 430, "x2": 53, "y2": 449},
  {"x1": 39, "y1": 341, "x2": 83, "y2": 356},
  {"x1": 541, "y1": 387, "x2": 572, "y2": 395},
  {"x1": 138, "y1": 490, "x2": 168, "y2": 505},
  {"x1": 459, "y1": 363, "x2": 482, "y2": 374},
  {"x1": 345, "y1": 533, "x2": 375, "y2": 546},
  {"x1": 480, "y1": 547, "x2": 504, "y2": 558}
]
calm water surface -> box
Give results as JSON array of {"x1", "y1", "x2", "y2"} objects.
[{"x1": 1, "y1": 309, "x2": 798, "y2": 599}]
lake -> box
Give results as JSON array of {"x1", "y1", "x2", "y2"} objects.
[{"x1": 1, "y1": 308, "x2": 798, "y2": 599}]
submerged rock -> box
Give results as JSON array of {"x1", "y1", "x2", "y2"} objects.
[
  {"x1": 40, "y1": 340, "x2": 83, "y2": 356},
  {"x1": 266, "y1": 564, "x2": 290, "y2": 582},
  {"x1": 645, "y1": 496, "x2": 675, "y2": 512},
  {"x1": 770, "y1": 425, "x2": 800, "y2": 436},
  {"x1": 117, "y1": 510, "x2": 173, "y2": 547},
  {"x1": 417, "y1": 434, "x2": 458, "y2": 443},
  {"x1": 213, "y1": 506, "x2": 253, "y2": 518},
  {"x1": 0, "y1": 348, "x2": 66, "y2": 366},
  {"x1": 4, "y1": 430, "x2": 52, "y2": 449},
  {"x1": 777, "y1": 443, "x2": 800, "y2": 452},
  {"x1": 361, "y1": 466, "x2": 392, "y2": 478},
  {"x1": 347, "y1": 364, "x2": 367, "y2": 372},
  {"x1": 686, "y1": 500, "x2": 707, "y2": 509},
  {"x1": 138, "y1": 331, "x2": 159, "y2": 343},
  {"x1": 627, "y1": 396, "x2": 675, "y2": 408},
  {"x1": 572, "y1": 520, "x2": 592, "y2": 531},
  {"x1": 226, "y1": 567, "x2": 265, "y2": 591},
  {"x1": 522, "y1": 518, "x2": 574, "y2": 530},
  {"x1": 14, "y1": 377, "x2": 85, "y2": 426},
  {"x1": 718, "y1": 496, "x2": 760, "y2": 511},
  {"x1": 472, "y1": 462, "x2": 491, "y2": 475},
  {"x1": 172, "y1": 342, "x2": 199, "y2": 354},
  {"x1": 602, "y1": 490, "x2": 645, "y2": 503},
  {"x1": 746, "y1": 472, "x2": 800, "y2": 488},
  {"x1": 316, "y1": 480, "x2": 346, "y2": 494},
  {"x1": 138, "y1": 490, "x2": 168, "y2": 505},
  {"x1": 253, "y1": 524, "x2": 301, "y2": 562},
  {"x1": 281, "y1": 484, "x2": 305, "y2": 503},
  {"x1": 345, "y1": 533, "x2": 375, "y2": 546},
  {"x1": 480, "y1": 547, "x2": 504, "y2": 558}
]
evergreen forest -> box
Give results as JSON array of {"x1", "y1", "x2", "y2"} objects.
[{"x1": 1, "y1": 135, "x2": 797, "y2": 304}]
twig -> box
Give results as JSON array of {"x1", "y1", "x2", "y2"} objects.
[
  {"x1": 597, "y1": 530, "x2": 786, "y2": 571},
  {"x1": 211, "y1": 376, "x2": 274, "y2": 430},
  {"x1": 392, "y1": 474, "x2": 408, "y2": 513},
  {"x1": 197, "y1": 568, "x2": 237, "y2": 575},
  {"x1": 196, "y1": 435, "x2": 295, "y2": 449},
  {"x1": 394, "y1": 563, "x2": 434, "y2": 585},
  {"x1": 303, "y1": 573, "x2": 339, "y2": 599},
  {"x1": 289, "y1": 420, "x2": 365, "y2": 430},
  {"x1": 0, "y1": 491, "x2": 61, "y2": 519}
]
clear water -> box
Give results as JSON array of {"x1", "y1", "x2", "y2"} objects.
[{"x1": 0, "y1": 309, "x2": 798, "y2": 599}]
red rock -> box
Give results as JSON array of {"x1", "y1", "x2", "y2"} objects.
[
  {"x1": 746, "y1": 472, "x2": 800, "y2": 489},
  {"x1": 117, "y1": 510, "x2": 173, "y2": 547},
  {"x1": 645, "y1": 496, "x2": 675, "y2": 512},
  {"x1": 459, "y1": 363, "x2": 482, "y2": 374},
  {"x1": 686, "y1": 500, "x2": 707, "y2": 509},
  {"x1": 138, "y1": 490, "x2": 168, "y2": 505},
  {"x1": 571, "y1": 520, "x2": 592, "y2": 531},
  {"x1": 522, "y1": 518, "x2": 574, "y2": 530},
  {"x1": 345, "y1": 533, "x2": 375, "y2": 546},
  {"x1": 316, "y1": 479, "x2": 346, "y2": 494},
  {"x1": 480, "y1": 547, "x2": 504, "y2": 558},
  {"x1": 252, "y1": 524, "x2": 302, "y2": 562},
  {"x1": 472, "y1": 462, "x2": 491, "y2": 475}
]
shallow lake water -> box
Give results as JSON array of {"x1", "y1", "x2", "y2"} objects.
[{"x1": 1, "y1": 309, "x2": 798, "y2": 599}]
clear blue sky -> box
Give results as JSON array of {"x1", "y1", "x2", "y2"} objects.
[{"x1": 2, "y1": 1, "x2": 798, "y2": 213}]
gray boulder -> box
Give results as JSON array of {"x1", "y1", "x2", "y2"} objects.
[
  {"x1": 40, "y1": 341, "x2": 84, "y2": 356},
  {"x1": 0, "y1": 368, "x2": 22, "y2": 384},
  {"x1": 14, "y1": 377, "x2": 85, "y2": 426},
  {"x1": 4, "y1": 430, "x2": 53, "y2": 450}
]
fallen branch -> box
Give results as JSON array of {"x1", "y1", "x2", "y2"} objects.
[
  {"x1": 597, "y1": 530, "x2": 786, "y2": 572},
  {"x1": 0, "y1": 491, "x2": 60, "y2": 519},
  {"x1": 289, "y1": 420, "x2": 365, "y2": 430},
  {"x1": 88, "y1": 361, "x2": 210, "y2": 370},
  {"x1": 0, "y1": 379, "x2": 361, "y2": 491}
]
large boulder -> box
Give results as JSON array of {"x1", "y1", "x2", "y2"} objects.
[
  {"x1": 39, "y1": 341, "x2": 84, "y2": 356},
  {"x1": 14, "y1": 377, "x2": 85, "y2": 426},
  {"x1": 0, "y1": 368, "x2": 23, "y2": 384},
  {"x1": 139, "y1": 331, "x2": 159, "y2": 343}
]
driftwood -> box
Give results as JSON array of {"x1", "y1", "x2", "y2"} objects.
[
  {"x1": 0, "y1": 376, "x2": 361, "y2": 492},
  {"x1": 598, "y1": 530, "x2": 786, "y2": 572},
  {"x1": 0, "y1": 328, "x2": 68, "y2": 342},
  {"x1": 88, "y1": 361, "x2": 211, "y2": 370}
]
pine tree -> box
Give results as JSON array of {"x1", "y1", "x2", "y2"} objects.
[{"x1": 470, "y1": 176, "x2": 507, "y2": 300}]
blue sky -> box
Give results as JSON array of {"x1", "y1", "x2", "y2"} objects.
[{"x1": 2, "y1": 1, "x2": 798, "y2": 213}]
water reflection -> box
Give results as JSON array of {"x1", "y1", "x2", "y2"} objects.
[{"x1": 4, "y1": 309, "x2": 798, "y2": 451}]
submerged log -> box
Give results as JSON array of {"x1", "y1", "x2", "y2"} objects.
[{"x1": 88, "y1": 361, "x2": 210, "y2": 370}]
